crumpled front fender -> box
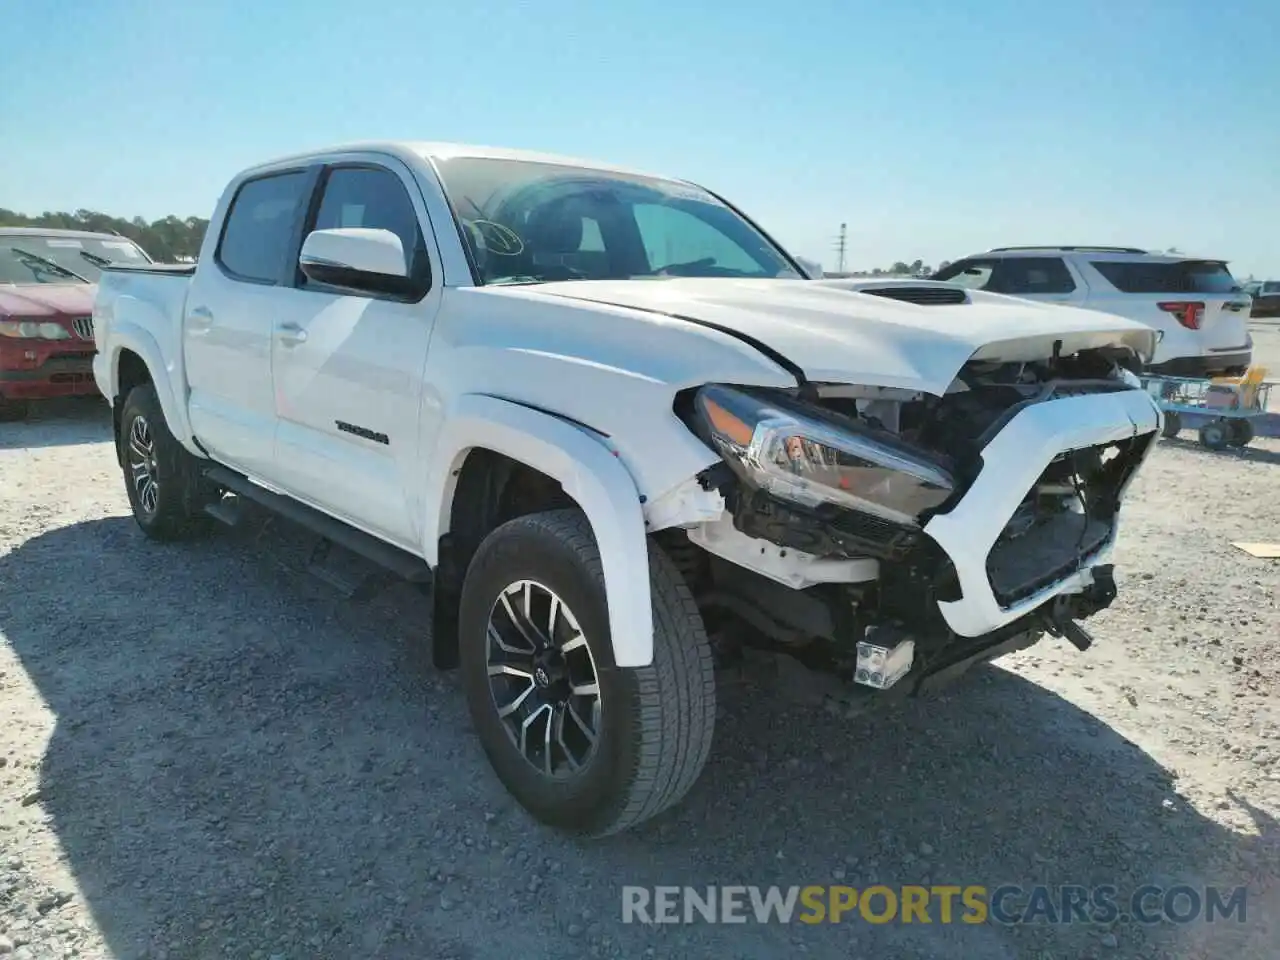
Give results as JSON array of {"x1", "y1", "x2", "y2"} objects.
[{"x1": 423, "y1": 394, "x2": 655, "y2": 667}]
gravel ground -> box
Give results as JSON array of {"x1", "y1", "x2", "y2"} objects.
[{"x1": 1, "y1": 328, "x2": 1278, "y2": 959}]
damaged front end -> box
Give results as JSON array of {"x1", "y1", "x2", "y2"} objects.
[{"x1": 666, "y1": 345, "x2": 1160, "y2": 699}]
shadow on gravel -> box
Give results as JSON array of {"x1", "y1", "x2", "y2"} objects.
[
  {"x1": 0, "y1": 397, "x2": 111, "y2": 450},
  {"x1": 2, "y1": 516, "x2": 1273, "y2": 959},
  {"x1": 1159, "y1": 435, "x2": 1280, "y2": 467}
]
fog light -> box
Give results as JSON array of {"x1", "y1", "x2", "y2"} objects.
[{"x1": 854, "y1": 628, "x2": 915, "y2": 690}]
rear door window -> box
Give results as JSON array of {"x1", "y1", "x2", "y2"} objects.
[
  {"x1": 216, "y1": 171, "x2": 310, "y2": 284},
  {"x1": 1091, "y1": 260, "x2": 1241, "y2": 294}
]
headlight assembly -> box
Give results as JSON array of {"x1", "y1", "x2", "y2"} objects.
[
  {"x1": 0, "y1": 320, "x2": 72, "y2": 340},
  {"x1": 692, "y1": 384, "x2": 955, "y2": 527}
]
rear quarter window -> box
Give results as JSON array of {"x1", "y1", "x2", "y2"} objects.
[
  {"x1": 216, "y1": 171, "x2": 310, "y2": 284},
  {"x1": 1091, "y1": 260, "x2": 1240, "y2": 295}
]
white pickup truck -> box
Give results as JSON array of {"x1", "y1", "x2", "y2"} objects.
[{"x1": 93, "y1": 141, "x2": 1162, "y2": 836}]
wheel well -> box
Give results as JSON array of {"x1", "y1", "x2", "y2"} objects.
[
  {"x1": 431, "y1": 449, "x2": 578, "y2": 669},
  {"x1": 112, "y1": 350, "x2": 153, "y2": 462}
]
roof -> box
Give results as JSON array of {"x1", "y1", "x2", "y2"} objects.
[
  {"x1": 968, "y1": 246, "x2": 1224, "y2": 264},
  {"x1": 988, "y1": 245, "x2": 1148, "y2": 254},
  {"x1": 239, "y1": 140, "x2": 684, "y2": 184},
  {"x1": 0, "y1": 226, "x2": 130, "y2": 241}
]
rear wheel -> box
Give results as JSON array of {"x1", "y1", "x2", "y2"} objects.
[
  {"x1": 0, "y1": 397, "x2": 29, "y2": 422},
  {"x1": 120, "y1": 384, "x2": 215, "y2": 540},
  {"x1": 1160, "y1": 410, "x2": 1182, "y2": 439},
  {"x1": 1227, "y1": 419, "x2": 1254, "y2": 447},
  {"x1": 459, "y1": 509, "x2": 715, "y2": 837},
  {"x1": 1199, "y1": 421, "x2": 1229, "y2": 451}
]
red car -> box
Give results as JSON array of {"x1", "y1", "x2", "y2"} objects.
[{"x1": 0, "y1": 227, "x2": 154, "y2": 420}]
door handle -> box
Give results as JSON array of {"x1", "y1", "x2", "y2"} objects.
[
  {"x1": 277, "y1": 323, "x2": 308, "y2": 345},
  {"x1": 187, "y1": 306, "x2": 214, "y2": 333}
]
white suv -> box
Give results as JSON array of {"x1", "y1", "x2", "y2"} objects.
[{"x1": 933, "y1": 247, "x2": 1253, "y2": 377}]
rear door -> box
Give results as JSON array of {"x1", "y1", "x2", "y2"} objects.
[
  {"x1": 268, "y1": 156, "x2": 443, "y2": 549},
  {"x1": 184, "y1": 168, "x2": 316, "y2": 477},
  {"x1": 1087, "y1": 259, "x2": 1251, "y2": 355}
]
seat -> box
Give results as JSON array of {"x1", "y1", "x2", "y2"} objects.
[{"x1": 1212, "y1": 366, "x2": 1268, "y2": 410}]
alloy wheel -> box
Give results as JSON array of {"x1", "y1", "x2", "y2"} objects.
[
  {"x1": 127, "y1": 415, "x2": 160, "y2": 515},
  {"x1": 485, "y1": 579, "x2": 602, "y2": 779}
]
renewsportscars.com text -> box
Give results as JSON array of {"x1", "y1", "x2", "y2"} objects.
[{"x1": 621, "y1": 884, "x2": 1248, "y2": 926}]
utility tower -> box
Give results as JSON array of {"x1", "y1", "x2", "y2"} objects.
[{"x1": 832, "y1": 223, "x2": 848, "y2": 274}]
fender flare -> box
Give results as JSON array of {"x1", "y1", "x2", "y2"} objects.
[
  {"x1": 104, "y1": 323, "x2": 196, "y2": 450},
  {"x1": 423, "y1": 394, "x2": 655, "y2": 668}
]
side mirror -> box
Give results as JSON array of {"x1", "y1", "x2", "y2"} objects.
[
  {"x1": 299, "y1": 228, "x2": 418, "y2": 297},
  {"x1": 794, "y1": 256, "x2": 823, "y2": 279}
]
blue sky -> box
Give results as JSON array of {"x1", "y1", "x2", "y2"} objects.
[{"x1": 3, "y1": 0, "x2": 1278, "y2": 276}]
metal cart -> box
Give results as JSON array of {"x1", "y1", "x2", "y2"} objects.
[{"x1": 1139, "y1": 369, "x2": 1278, "y2": 449}]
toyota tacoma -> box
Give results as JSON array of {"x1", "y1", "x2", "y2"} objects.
[{"x1": 91, "y1": 142, "x2": 1162, "y2": 836}]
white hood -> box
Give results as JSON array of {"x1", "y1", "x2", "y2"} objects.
[{"x1": 530, "y1": 277, "x2": 1157, "y2": 395}]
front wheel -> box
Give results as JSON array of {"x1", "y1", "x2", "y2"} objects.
[
  {"x1": 459, "y1": 509, "x2": 715, "y2": 837},
  {"x1": 119, "y1": 383, "x2": 215, "y2": 540}
]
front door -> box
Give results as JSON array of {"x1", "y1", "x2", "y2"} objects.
[{"x1": 269, "y1": 159, "x2": 444, "y2": 550}]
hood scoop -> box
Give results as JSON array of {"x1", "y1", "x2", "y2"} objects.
[{"x1": 860, "y1": 286, "x2": 969, "y2": 306}]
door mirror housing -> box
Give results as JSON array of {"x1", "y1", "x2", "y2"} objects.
[{"x1": 299, "y1": 228, "x2": 418, "y2": 296}]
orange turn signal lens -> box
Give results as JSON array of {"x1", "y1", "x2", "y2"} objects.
[{"x1": 702, "y1": 396, "x2": 755, "y2": 446}]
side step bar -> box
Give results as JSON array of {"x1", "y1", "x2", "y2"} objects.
[{"x1": 202, "y1": 465, "x2": 432, "y2": 584}]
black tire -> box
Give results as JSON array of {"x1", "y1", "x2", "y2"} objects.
[
  {"x1": 1160, "y1": 410, "x2": 1182, "y2": 439},
  {"x1": 1227, "y1": 419, "x2": 1254, "y2": 447},
  {"x1": 1199, "y1": 421, "x2": 1229, "y2": 451},
  {"x1": 0, "y1": 397, "x2": 29, "y2": 422},
  {"x1": 459, "y1": 508, "x2": 715, "y2": 837},
  {"x1": 119, "y1": 383, "x2": 215, "y2": 540}
]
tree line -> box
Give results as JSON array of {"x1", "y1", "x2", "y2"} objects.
[
  {"x1": 837, "y1": 259, "x2": 951, "y2": 277},
  {"x1": 0, "y1": 208, "x2": 209, "y2": 262}
]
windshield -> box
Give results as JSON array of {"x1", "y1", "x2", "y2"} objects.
[
  {"x1": 0, "y1": 234, "x2": 151, "y2": 284},
  {"x1": 431, "y1": 157, "x2": 802, "y2": 285}
]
